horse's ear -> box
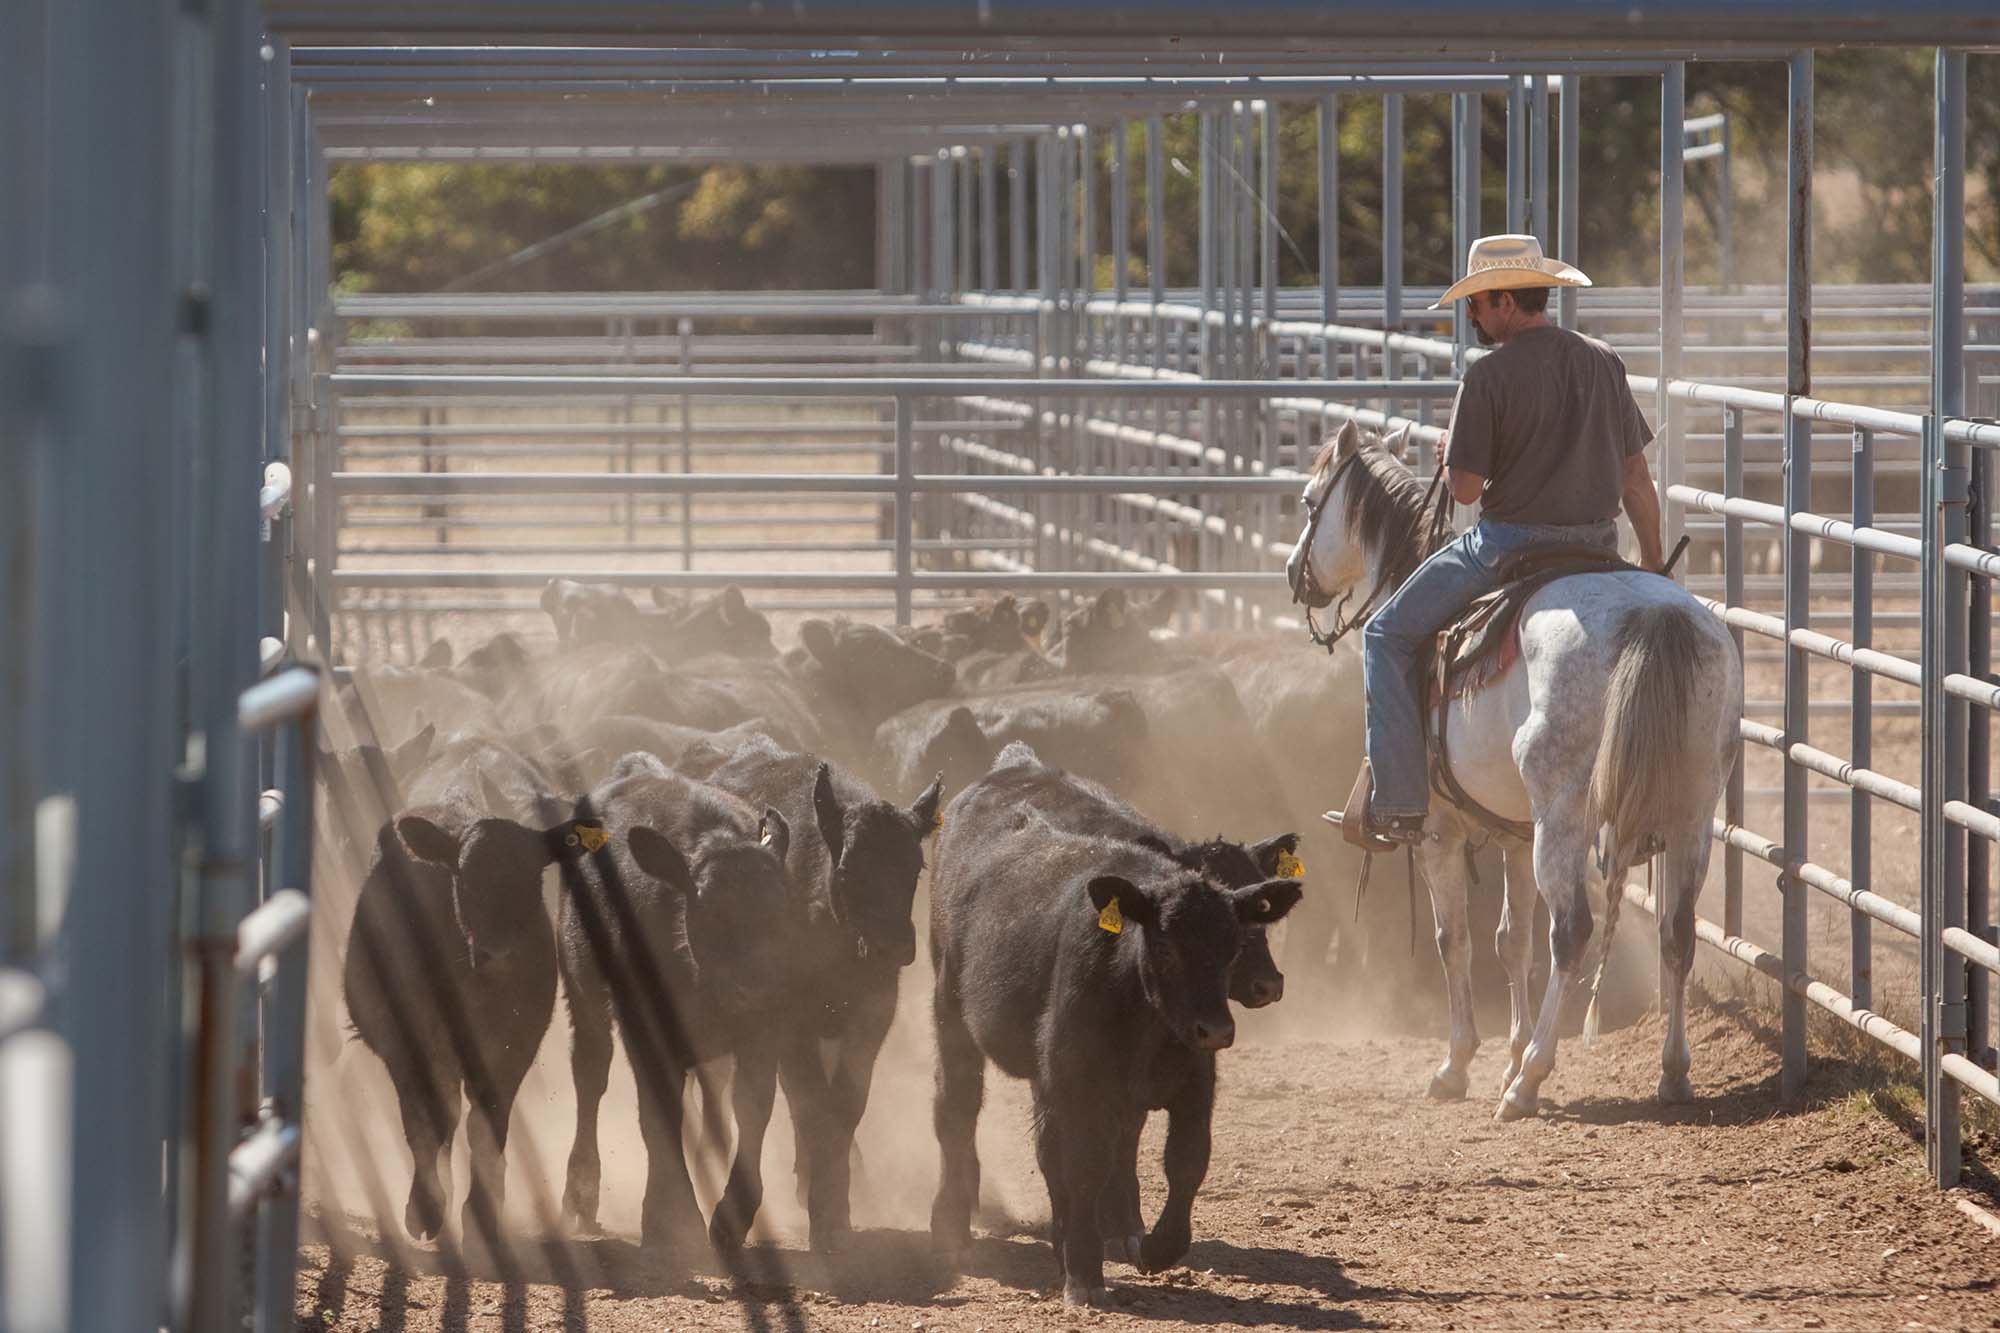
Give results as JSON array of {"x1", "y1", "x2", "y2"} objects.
[
  {"x1": 1332, "y1": 419, "x2": 1362, "y2": 461},
  {"x1": 1384, "y1": 423, "x2": 1413, "y2": 464}
]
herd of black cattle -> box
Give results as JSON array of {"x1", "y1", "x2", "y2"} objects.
[{"x1": 325, "y1": 580, "x2": 1372, "y2": 1307}]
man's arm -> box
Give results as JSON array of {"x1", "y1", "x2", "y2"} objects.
[
  {"x1": 1444, "y1": 462, "x2": 1486, "y2": 507},
  {"x1": 1620, "y1": 451, "x2": 1665, "y2": 571}
]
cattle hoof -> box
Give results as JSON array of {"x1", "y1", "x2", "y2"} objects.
[
  {"x1": 1495, "y1": 1085, "x2": 1539, "y2": 1122},
  {"x1": 1062, "y1": 1281, "x2": 1110, "y2": 1309},
  {"x1": 1426, "y1": 1068, "x2": 1469, "y2": 1101},
  {"x1": 709, "y1": 1213, "x2": 748, "y2": 1253},
  {"x1": 1138, "y1": 1228, "x2": 1189, "y2": 1274},
  {"x1": 1657, "y1": 1071, "x2": 1695, "y2": 1105},
  {"x1": 809, "y1": 1220, "x2": 854, "y2": 1255}
]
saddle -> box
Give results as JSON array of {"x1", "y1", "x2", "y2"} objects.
[
  {"x1": 1336, "y1": 544, "x2": 1646, "y2": 851},
  {"x1": 1425, "y1": 544, "x2": 1643, "y2": 839}
]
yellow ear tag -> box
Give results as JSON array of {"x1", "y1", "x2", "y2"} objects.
[
  {"x1": 575, "y1": 824, "x2": 609, "y2": 853},
  {"x1": 1097, "y1": 898, "x2": 1124, "y2": 935},
  {"x1": 934, "y1": 809, "x2": 944, "y2": 831},
  {"x1": 1277, "y1": 850, "x2": 1305, "y2": 880}
]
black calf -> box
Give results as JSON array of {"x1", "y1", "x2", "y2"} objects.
[
  {"x1": 928, "y1": 792, "x2": 1300, "y2": 1307},
  {"x1": 553, "y1": 765, "x2": 796, "y2": 1255},
  {"x1": 679, "y1": 735, "x2": 942, "y2": 1250},
  {"x1": 342, "y1": 793, "x2": 595, "y2": 1248}
]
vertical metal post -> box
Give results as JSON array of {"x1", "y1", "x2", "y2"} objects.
[
  {"x1": 1451, "y1": 93, "x2": 1480, "y2": 369},
  {"x1": 1, "y1": 0, "x2": 43, "y2": 966},
  {"x1": 1558, "y1": 75, "x2": 1581, "y2": 329},
  {"x1": 1924, "y1": 45, "x2": 1969, "y2": 1189},
  {"x1": 1530, "y1": 74, "x2": 1551, "y2": 245},
  {"x1": 979, "y1": 145, "x2": 998, "y2": 294},
  {"x1": 678, "y1": 317, "x2": 693, "y2": 569},
  {"x1": 1970, "y1": 431, "x2": 1993, "y2": 1072},
  {"x1": 1146, "y1": 117, "x2": 1165, "y2": 305},
  {"x1": 1010, "y1": 137, "x2": 1028, "y2": 295},
  {"x1": 895, "y1": 395, "x2": 913, "y2": 627},
  {"x1": 1718, "y1": 113, "x2": 1737, "y2": 291},
  {"x1": 956, "y1": 146, "x2": 974, "y2": 295},
  {"x1": 30, "y1": 0, "x2": 179, "y2": 1327},
  {"x1": 1199, "y1": 113, "x2": 1217, "y2": 447},
  {"x1": 1078, "y1": 126, "x2": 1095, "y2": 302},
  {"x1": 1723, "y1": 406, "x2": 1746, "y2": 938},
  {"x1": 1851, "y1": 425, "x2": 1875, "y2": 1010},
  {"x1": 1112, "y1": 124, "x2": 1131, "y2": 305},
  {"x1": 1660, "y1": 62, "x2": 1686, "y2": 560},
  {"x1": 184, "y1": 0, "x2": 265, "y2": 1327},
  {"x1": 1779, "y1": 48, "x2": 1814, "y2": 1103},
  {"x1": 254, "y1": 713, "x2": 316, "y2": 1333},
  {"x1": 876, "y1": 160, "x2": 900, "y2": 294},
  {"x1": 1506, "y1": 75, "x2": 1527, "y2": 235},
  {"x1": 1319, "y1": 94, "x2": 1338, "y2": 327},
  {"x1": 1382, "y1": 94, "x2": 1403, "y2": 336}
]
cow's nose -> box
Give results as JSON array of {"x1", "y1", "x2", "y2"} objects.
[
  {"x1": 1249, "y1": 976, "x2": 1283, "y2": 1007},
  {"x1": 1193, "y1": 1018, "x2": 1236, "y2": 1051}
]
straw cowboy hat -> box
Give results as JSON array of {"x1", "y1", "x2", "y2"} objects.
[{"x1": 1429, "y1": 233, "x2": 1591, "y2": 309}]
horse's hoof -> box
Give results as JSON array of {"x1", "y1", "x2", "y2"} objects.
[
  {"x1": 405, "y1": 1188, "x2": 445, "y2": 1242},
  {"x1": 1063, "y1": 1281, "x2": 1110, "y2": 1309},
  {"x1": 1495, "y1": 1085, "x2": 1539, "y2": 1122},
  {"x1": 1427, "y1": 1069, "x2": 1469, "y2": 1101},
  {"x1": 1657, "y1": 1072, "x2": 1695, "y2": 1105}
]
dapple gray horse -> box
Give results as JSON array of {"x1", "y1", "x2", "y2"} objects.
[{"x1": 1285, "y1": 421, "x2": 1741, "y2": 1119}]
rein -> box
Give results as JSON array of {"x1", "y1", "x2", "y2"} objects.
[{"x1": 1294, "y1": 452, "x2": 1457, "y2": 654}]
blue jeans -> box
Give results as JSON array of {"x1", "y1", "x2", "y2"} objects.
[{"x1": 1361, "y1": 517, "x2": 1619, "y2": 817}]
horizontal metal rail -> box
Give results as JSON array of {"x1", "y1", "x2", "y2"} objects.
[
  {"x1": 237, "y1": 669, "x2": 321, "y2": 732},
  {"x1": 330, "y1": 471, "x2": 1309, "y2": 496},
  {"x1": 234, "y1": 890, "x2": 310, "y2": 979},
  {"x1": 327, "y1": 373, "x2": 1461, "y2": 401},
  {"x1": 332, "y1": 568, "x2": 1288, "y2": 590},
  {"x1": 226, "y1": 1116, "x2": 302, "y2": 1219},
  {"x1": 1619, "y1": 880, "x2": 1922, "y2": 1064}
]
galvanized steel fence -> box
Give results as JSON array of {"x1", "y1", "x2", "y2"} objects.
[{"x1": 6, "y1": 7, "x2": 2000, "y2": 1332}]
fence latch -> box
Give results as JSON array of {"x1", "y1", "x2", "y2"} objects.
[{"x1": 1936, "y1": 463, "x2": 1971, "y2": 508}]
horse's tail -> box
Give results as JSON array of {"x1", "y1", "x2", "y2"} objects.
[{"x1": 1582, "y1": 600, "x2": 1713, "y2": 1041}]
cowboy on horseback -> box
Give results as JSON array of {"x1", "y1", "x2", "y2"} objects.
[{"x1": 1354, "y1": 235, "x2": 1665, "y2": 847}]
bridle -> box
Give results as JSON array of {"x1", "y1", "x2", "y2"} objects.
[{"x1": 1290, "y1": 451, "x2": 1455, "y2": 654}]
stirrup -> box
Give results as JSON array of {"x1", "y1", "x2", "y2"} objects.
[{"x1": 1362, "y1": 812, "x2": 1428, "y2": 847}]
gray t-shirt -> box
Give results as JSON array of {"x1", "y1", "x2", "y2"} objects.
[{"x1": 1443, "y1": 324, "x2": 1654, "y2": 525}]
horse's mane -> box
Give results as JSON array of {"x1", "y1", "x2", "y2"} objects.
[{"x1": 1309, "y1": 430, "x2": 1432, "y2": 593}]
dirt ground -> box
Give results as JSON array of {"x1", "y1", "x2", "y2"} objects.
[{"x1": 294, "y1": 988, "x2": 2000, "y2": 1333}]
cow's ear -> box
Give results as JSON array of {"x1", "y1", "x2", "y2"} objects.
[
  {"x1": 397, "y1": 815, "x2": 460, "y2": 867},
  {"x1": 719, "y1": 584, "x2": 748, "y2": 621},
  {"x1": 759, "y1": 807, "x2": 792, "y2": 864},
  {"x1": 1086, "y1": 874, "x2": 1160, "y2": 932},
  {"x1": 799, "y1": 618, "x2": 837, "y2": 664},
  {"x1": 1232, "y1": 879, "x2": 1304, "y2": 925},
  {"x1": 478, "y1": 772, "x2": 512, "y2": 819},
  {"x1": 1095, "y1": 588, "x2": 1127, "y2": 628},
  {"x1": 1019, "y1": 599, "x2": 1051, "y2": 643},
  {"x1": 390, "y1": 723, "x2": 435, "y2": 778},
  {"x1": 420, "y1": 638, "x2": 454, "y2": 669},
  {"x1": 650, "y1": 585, "x2": 675, "y2": 610},
  {"x1": 908, "y1": 774, "x2": 945, "y2": 840},
  {"x1": 628, "y1": 826, "x2": 695, "y2": 895},
  {"x1": 1248, "y1": 832, "x2": 1301, "y2": 879},
  {"x1": 812, "y1": 763, "x2": 845, "y2": 859},
  {"x1": 1139, "y1": 589, "x2": 1177, "y2": 629}
]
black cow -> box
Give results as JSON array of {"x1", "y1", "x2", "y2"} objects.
[
  {"x1": 554, "y1": 764, "x2": 797, "y2": 1253},
  {"x1": 1054, "y1": 588, "x2": 1177, "y2": 676},
  {"x1": 870, "y1": 686, "x2": 1149, "y2": 801},
  {"x1": 540, "y1": 578, "x2": 775, "y2": 664},
  {"x1": 678, "y1": 734, "x2": 943, "y2": 1250},
  {"x1": 928, "y1": 793, "x2": 1300, "y2": 1307},
  {"x1": 342, "y1": 791, "x2": 596, "y2": 1247}
]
